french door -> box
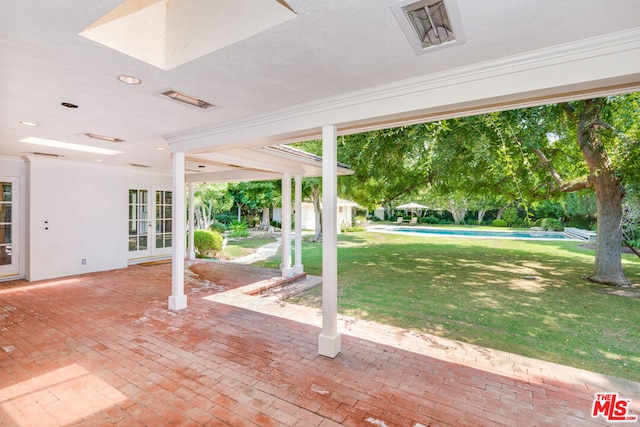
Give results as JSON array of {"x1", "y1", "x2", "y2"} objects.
[
  {"x1": 0, "y1": 178, "x2": 19, "y2": 278},
  {"x1": 128, "y1": 189, "x2": 173, "y2": 261}
]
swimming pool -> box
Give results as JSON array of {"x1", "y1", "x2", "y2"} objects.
[{"x1": 371, "y1": 226, "x2": 579, "y2": 241}]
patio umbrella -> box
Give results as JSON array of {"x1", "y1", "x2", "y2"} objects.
[{"x1": 396, "y1": 202, "x2": 428, "y2": 217}]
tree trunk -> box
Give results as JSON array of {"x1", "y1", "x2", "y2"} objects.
[
  {"x1": 477, "y1": 209, "x2": 486, "y2": 224},
  {"x1": 570, "y1": 99, "x2": 629, "y2": 286},
  {"x1": 588, "y1": 173, "x2": 629, "y2": 285},
  {"x1": 311, "y1": 186, "x2": 322, "y2": 241},
  {"x1": 262, "y1": 207, "x2": 270, "y2": 228}
]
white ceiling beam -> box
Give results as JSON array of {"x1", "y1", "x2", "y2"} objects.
[
  {"x1": 166, "y1": 28, "x2": 640, "y2": 153},
  {"x1": 185, "y1": 169, "x2": 283, "y2": 184},
  {"x1": 193, "y1": 151, "x2": 307, "y2": 176}
]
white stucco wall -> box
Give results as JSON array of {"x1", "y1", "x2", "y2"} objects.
[
  {"x1": 25, "y1": 157, "x2": 127, "y2": 281},
  {"x1": 276, "y1": 201, "x2": 355, "y2": 232},
  {"x1": 23, "y1": 157, "x2": 172, "y2": 281}
]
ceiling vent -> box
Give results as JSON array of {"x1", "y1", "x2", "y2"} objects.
[
  {"x1": 129, "y1": 163, "x2": 151, "y2": 168},
  {"x1": 160, "y1": 90, "x2": 217, "y2": 110},
  {"x1": 85, "y1": 133, "x2": 124, "y2": 143},
  {"x1": 391, "y1": 0, "x2": 464, "y2": 54},
  {"x1": 30, "y1": 152, "x2": 63, "y2": 158}
]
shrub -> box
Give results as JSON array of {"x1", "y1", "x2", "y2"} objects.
[
  {"x1": 541, "y1": 218, "x2": 564, "y2": 231},
  {"x1": 340, "y1": 226, "x2": 366, "y2": 233},
  {"x1": 193, "y1": 230, "x2": 223, "y2": 258},
  {"x1": 492, "y1": 219, "x2": 508, "y2": 227},
  {"x1": 567, "y1": 215, "x2": 596, "y2": 230},
  {"x1": 421, "y1": 216, "x2": 444, "y2": 224},
  {"x1": 229, "y1": 220, "x2": 250, "y2": 237},
  {"x1": 209, "y1": 222, "x2": 227, "y2": 234},
  {"x1": 270, "y1": 220, "x2": 281, "y2": 229},
  {"x1": 501, "y1": 206, "x2": 518, "y2": 225},
  {"x1": 215, "y1": 213, "x2": 235, "y2": 225},
  {"x1": 512, "y1": 219, "x2": 531, "y2": 228}
]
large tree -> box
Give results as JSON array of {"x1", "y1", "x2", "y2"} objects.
[
  {"x1": 335, "y1": 94, "x2": 639, "y2": 285},
  {"x1": 191, "y1": 183, "x2": 234, "y2": 230},
  {"x1": 551, "y1": 96, "x2": 639, "y2": 285},
  {"x1": 228, "y1": 181, "x2": 280, "y2": 223},
  {"x1": 338, "y1": 125, "x2": 436, "y2": 211},
  {"x1": 436, "y1": 95, "x2": 640, "y2": 285}
]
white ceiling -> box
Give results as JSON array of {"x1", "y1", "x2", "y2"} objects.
[{"x1": 1, "y1": 0, "x2": 639, "y2": 176}]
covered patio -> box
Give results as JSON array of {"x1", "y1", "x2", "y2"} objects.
[{"x1": 1, "y1": 261, "x2": 637, "y2": 426}]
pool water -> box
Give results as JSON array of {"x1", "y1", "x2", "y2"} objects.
[{"x1": 382, "y1": 226, "x2": 578, "y2": 240}]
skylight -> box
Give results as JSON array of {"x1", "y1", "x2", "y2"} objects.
[
  {"x1": 21, "y1": 137, "x2": 123, "y2": 155},
  {"x1": 391, "y1": 0, "x2": 464, "y2": 55},
  {"x1": 79, "y1": 0, "x2": 296, "y2": 70}
]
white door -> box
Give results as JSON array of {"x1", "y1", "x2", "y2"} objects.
[
  {"x1": 0, "y1": 178, "x2": 19, "y2": 278},
  {"x1": 128, "y1": 188, "x2": 173, "y2": 261}
]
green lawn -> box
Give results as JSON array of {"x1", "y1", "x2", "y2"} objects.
[
  {"x1": 258, "y1": 231, "x2": 640, "y2": 382},
  {"x1": 221, "y1": 235, "x2": 278, "y2": 259}
]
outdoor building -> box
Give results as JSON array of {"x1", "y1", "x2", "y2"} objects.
[
  {"x1": 1, "y1": 1, "x2": 639, "y2": 425},
  {"x1": 273, "y1": 198, "x2": 359, "y2": 232}
]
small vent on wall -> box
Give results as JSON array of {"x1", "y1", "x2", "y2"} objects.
[{"x1": 160, "y1": 90, "x2": 216, "y2": 110}]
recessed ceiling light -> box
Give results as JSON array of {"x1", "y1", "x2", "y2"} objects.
[
  {"x1": 118, "y1": 74, "x2": 141, "y2": 85},
  {"x1": 61, "y1": 102, "x2": 78, "y2": 109},
  {"x1": 19, "y1": 121, "x2": 39, "y2": 127},
  {"x1": 85, "y1": 133, "x2": 125, "y2": 143},
  {"x1": 156, "y1": 146, "x2": 167, "y2": 151},
  {"x1": 21, "y1": 137, "x2": 123, "y2": 155},
  {"x1": 94, "y1": 159, "x2": 104, "y2": 162}
]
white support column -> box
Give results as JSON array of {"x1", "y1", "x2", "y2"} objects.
[
  {"x1": 188, "y1": 182, "x2": 196, "y2": 260},
  {"x1": 169, "y1": 151, "x2": 187, "y2": 310},
  {"x1": 318, "y1": 124, "x2": 341, "y2": 358},
  {"x1": 281, "y1": 172, "x2": 293, "y2": 277},
  {"x1": 293, "y1": 175, "x2": 303, "y2": 274}
]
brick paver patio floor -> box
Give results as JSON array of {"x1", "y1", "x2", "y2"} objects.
[{"x1": 1, "y1": 260, "x2": 638, "y2": 426}]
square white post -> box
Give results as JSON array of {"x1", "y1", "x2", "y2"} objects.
[
  {"x1": 281, "y1": 172, "x2": 293, "y2": 277},
  {"x1": 188, "y1": 182, "x2": 196, "y2": 260},
  {"x1": 319, "y1": 125, "x2": 341, "y2": 358},
  {"x1": 293, "y1": 175, "x2": 303, "y2": 274},
  {"x1": 169, "y1": 151, "x2": 187, "y2": 310}
]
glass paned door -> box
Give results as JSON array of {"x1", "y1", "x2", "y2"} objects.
[
  {"x1": 155, "y1": 190, "x2": 172, "y2": 249},
  {"x1": 0, "y1": 179, "x2": 19, "y2": 278},
  {"x1": 128, "y1": 189, "x2": 149, "y2": 253},
  {"x1": 128, "y1": 188, "x2": 172, "y2": 260}
]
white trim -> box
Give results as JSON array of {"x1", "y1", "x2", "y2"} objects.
[{"x1": 167, "y1": 28, "x2": 640, "y2": 152}]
